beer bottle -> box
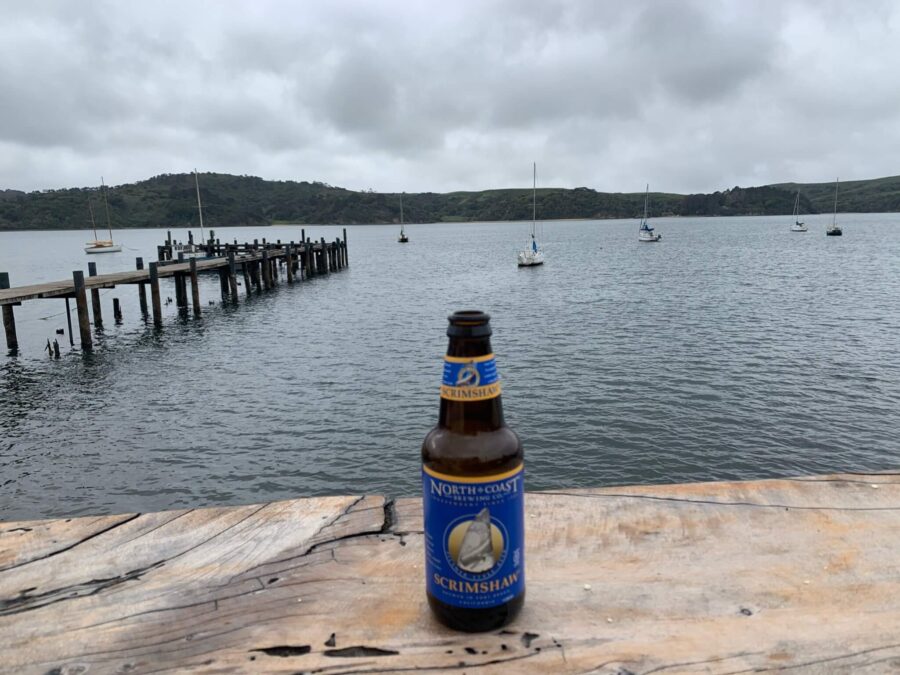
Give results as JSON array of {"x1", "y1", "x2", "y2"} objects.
[{"x1": 422, "y1": 310, "x2": 525, "y2": 631}]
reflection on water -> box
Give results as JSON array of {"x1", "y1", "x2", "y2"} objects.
[{"x1": 1, "y1": 216, "x2": 899, "y2": 520}]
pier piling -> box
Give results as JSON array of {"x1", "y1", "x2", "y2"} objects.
[
  {"x1": 113, "y1": 298, "x2": 122, "y2": 323},
  {"x1": 174, "y1": 272, "x2": 187, "y2": 308},
  {"x1": 148, "y1": 262, "x2": 162, "y2": 327},
  {"x1": 64, "y1": 298, "x2": 74, "y2": 346},
  {"x1": 136, "y1": 258, "x2": 148, "y2": 316},
  {"x1": 87, "y1": 262, "x2": 103, "y2": 329},
  {"x1": 261, "y1": 250, "x2": 272, "y2": 289},
  {"x1": 218, "y1": 268, "x2": 229, "y2": 299},
  {"x1": 0, "y1": 273, "x2": 17, "y2": 352},
  {"x1": 227, "y1": 252, "x2": 239, "y2": 298},
  {"x1": 285, "y1": 246, "x2": 294, "y2": 283},
  {"x1": 72, "y1": 271, "x2": 92, "y2": 351},
  {"x1": 343, "y1": 228, "x2": 349, "y2": 267},
  {"x1": 189, "y1": 258, "x2": 201, "y2": 317}
]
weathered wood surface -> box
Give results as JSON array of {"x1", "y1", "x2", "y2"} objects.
[{"x1": 1, "y1": 472, "x2": 898, "y2": 674}]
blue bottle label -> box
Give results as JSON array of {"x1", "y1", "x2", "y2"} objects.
[
  {"x1": 440, "y1": 354, "x2": 502, "y2": 402},
  {"x1": 423, "y1": 463, "x2": 525, "y2": 609}
]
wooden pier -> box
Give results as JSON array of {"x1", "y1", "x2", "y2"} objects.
[
  {"x1": 1, "y1": 471, "x2": 898, "y2": 673},
  {"x1": 1, "y1": 230, "x2": 348, "y2": 353}
]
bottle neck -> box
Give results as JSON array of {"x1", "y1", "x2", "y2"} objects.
[{"x1": 438, "y1": 335, "x2": 506, "y2": 433}]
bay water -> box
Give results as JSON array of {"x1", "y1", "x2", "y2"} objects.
[{"x1": 1, "y1": 214, "x2": 898, "y2": 520}]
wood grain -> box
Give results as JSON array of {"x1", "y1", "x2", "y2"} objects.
[{"x1": 1, "y1": 473, "x2": 898, "y2": 674}]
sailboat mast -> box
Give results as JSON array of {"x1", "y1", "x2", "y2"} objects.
[
  {"x1": 101, "y1": 176, "x2": 113, "y2": 241},
  {"x1": 532, "y1": 162, "x2": 536, "y2": 237},
  {"x1": 400, "y1": 192, "x2": 404, "y2": 232},
  {"x1": 643, "y1": 184, "x2": 649, "y2": 222},
  {"x1": 832, "y1": 177, "x2": 839, "y2": 226},
  {"x1": 88, "y1": 199, "x2": 99, "y2": 240},
  {"x1": 194, "y1": 170, "x2": 205, "y2": 244}
]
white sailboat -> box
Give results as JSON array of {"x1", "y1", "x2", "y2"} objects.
[
  {"x1": 174, "y1": 170, "x2": 208, "y2": 257},
  {"x1": 173, "y1": 170, "x2": 207, "y2": 257},
  {"x1": 638, "y1": 184, "x2": 661, "y2": 242},
  {"x1": 84, "y1": 177, "x2": 122, "y2": 253},
  {"x1": 790, "y1": 191, "x2": 807, "y2": 232},
  {"x1": 517, "y1": 163, "x2": 544, "y2": 266},
  {"x1": 398, "y1": 193, "x2": 408, "y2": 243},
  {"x1": 826, "y1": 178, "x2": 843, "y2": 236}
]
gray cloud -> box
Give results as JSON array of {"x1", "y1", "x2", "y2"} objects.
[{"x1": 0, "y1": 0, "x2": 898, "y2": 195}]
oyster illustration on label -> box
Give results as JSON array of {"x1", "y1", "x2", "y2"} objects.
[{"x1": 456, "y1": 508, "x2": 496, "y2": 573}]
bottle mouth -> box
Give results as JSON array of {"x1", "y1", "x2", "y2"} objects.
[{"x1": 447, "y1": 310, "x2": 492, "y2": 338}]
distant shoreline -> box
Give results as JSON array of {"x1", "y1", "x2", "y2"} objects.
[
  {"x1": 2, "y1": 211, "x2": 895, "y2": 234},
  {"x1": 3, "y1": 171, "x2": 900, "y2": 231}
]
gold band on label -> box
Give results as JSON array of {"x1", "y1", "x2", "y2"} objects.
[
  {"x1": 423, "y1": 463, "x2": 523, "y2": 484},
  {"x1": 443, "y1": 353, "x2": 496, "y2": 364},
  {"x1": 440, "y1": 382, "x2": 502, "y2": 402}
]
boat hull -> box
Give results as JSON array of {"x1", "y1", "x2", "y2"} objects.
[
  {"x1": 517, "y1": 250, "x2": 544, "y2": 266},
  {"x1": 639, "y1": 233, "x2": 661, "y2": 242},
  {"x1": 791, "y1": 224, "x2": 807, "y2": 232},
  {"x1": 85, "y1": 245, "x2": 123, "y2": 253},
  {"x1": 826, "y1": 229, "x2": 842, "y2": 236}
]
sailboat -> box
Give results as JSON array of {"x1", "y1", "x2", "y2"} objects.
[
  {"x1": 517, "y1": 163, "x2": 544, "y2": 266},
  {"x1": 84, "y1": 177, "x2": 122, "y2": 253},
  {"x1": 173, "y1": 170, "x2": 207, "y2": 257},
  {"x1": 790, "y1": 191, "x2": 807, "y2": 232},
  {"x1": 638, "y1": 184, "x2": 661, "y2": 242},
  {"x1": 826, "y1": 178, "x2": 843, "y2": 236},
  {"x1": 398, "y1": 193, "x2": 408, "y2": 243}
]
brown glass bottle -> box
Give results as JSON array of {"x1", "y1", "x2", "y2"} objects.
[{"x1": 422, "y1": 310, "x2": 525, "y2": 632}]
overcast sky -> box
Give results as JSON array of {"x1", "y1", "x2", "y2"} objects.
[{"x1": 2, "y1": 0, "x2": 899, "y2": 194}]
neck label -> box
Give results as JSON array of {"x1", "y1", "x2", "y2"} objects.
[{"x1": 441, "y1": 353, "x2": 502, "y2": 401}]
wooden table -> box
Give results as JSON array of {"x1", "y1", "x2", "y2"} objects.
[{"x1": 2, "y1": 472, "x2": 898, "y2": 673}]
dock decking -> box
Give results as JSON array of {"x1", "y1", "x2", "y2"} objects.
[{"x1": 1, "y1": 471, "x2": 898, "y2": 673}]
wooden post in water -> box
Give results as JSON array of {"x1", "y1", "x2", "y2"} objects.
[
  {"x1": 87, "y1": 262, "x2": 103, "y2": 329},
  {"x1": 189, "y1": 257, "x2": 201, "y2": 317},
  {"x1": 250, "y1": 261, "x2": 261, "y2": 292},
  {"x1": 64, "y1": 297, "x2": 74, "y2": 346},
  {"x1": 261, "y1": 250, "x2": 272, "y2": 289},
  {"x1": 113, "y1": 298, "x2": 122, "y2": 324},
  {"x1": 72, "y1": 271, "x2": 92, "y2": 351},
  {"x1": 285, "y1": 246, "x2": 294, "y2": 283},
  {"x1": 136, "y1": 257, "x2": 148, "y2": 316},
  {"x1": 320, "y1": 237, "x2": 329, "y2": 274},
  {"x1": 227, "y1": 251, "x2": 239, "y2": 298},
  {"x1": 343, "y1": 228, "x2": 349, "y2": 267},
  {"x1": 174, "y1": 272, "x2": 187, "y2": 308},
  {"x1": 218, "y1": 268, "x2": 229, "y2": 300},
  {"x1": 305, "y1": 239, "x2": 314, "y2": 277},
  {"x1": 0, "y1": 273, "x2": 17, "y2": 352},
  {"x1": 148, "y1": 262, "x2": 162, "y2": 327}
]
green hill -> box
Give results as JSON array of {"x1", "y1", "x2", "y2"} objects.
[
  {"x1": 1, "y1": 172, "x2": 898, "y2": 231},
  {"x1": 771, "y1": 175, "x2": 900, "y2": 214}
]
